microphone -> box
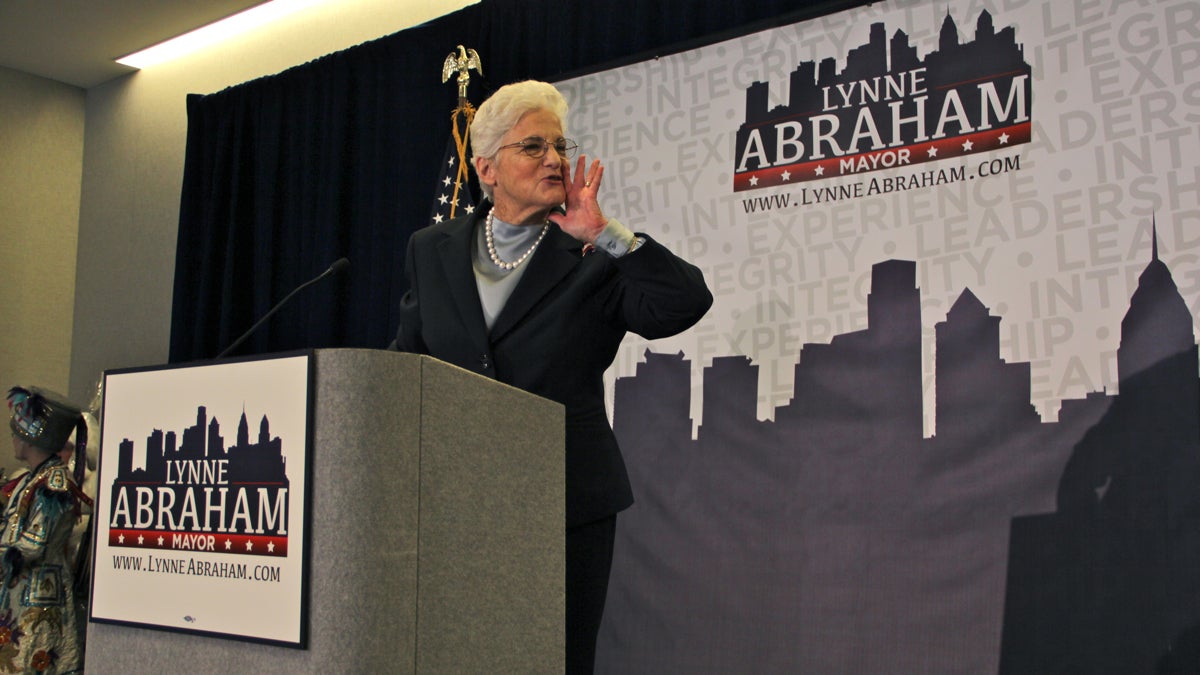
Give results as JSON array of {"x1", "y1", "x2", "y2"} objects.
[{"x1": 216, "y1": 257, "x2": 350, "y2": 359}]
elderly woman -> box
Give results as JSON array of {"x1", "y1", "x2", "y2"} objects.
[{"x1": 390, "y1": 79, "x2": 712, "y2": 671}]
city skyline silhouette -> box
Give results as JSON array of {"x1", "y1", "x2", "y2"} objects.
[
  {"x1": 603, "y1": 225, "x2": 1197, "y2": 671},
  {"x1": 113, "y1": 405, "x2": 289, "y2": 485}
]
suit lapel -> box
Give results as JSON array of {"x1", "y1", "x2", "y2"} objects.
[
  {"x1": 489, "y1": 226, "x2": 582, "y2": 342},
  {"x1": 434, "y1": 213, "x2": 491, "y2": 351}
]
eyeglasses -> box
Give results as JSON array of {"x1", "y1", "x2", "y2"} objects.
[{"x1": 497, "y1": 136, "x2": 579, "y2": 159}]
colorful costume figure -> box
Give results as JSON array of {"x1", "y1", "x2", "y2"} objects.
[{"x1": 1, "y1": 387, "x2": 91, "y2": 675}]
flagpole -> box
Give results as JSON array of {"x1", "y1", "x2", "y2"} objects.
[{"x1": 441, "y1": 45, "x2": 482, "y2": 220}]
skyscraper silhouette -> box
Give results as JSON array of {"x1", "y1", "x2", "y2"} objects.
[{"x1": 1001, "y1": 231, "x2": 1200, "y2": 673}]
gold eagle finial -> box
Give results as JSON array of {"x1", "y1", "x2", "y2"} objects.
[{"x1": 442, "y1": 45, "x2": 482, "y2": 101}]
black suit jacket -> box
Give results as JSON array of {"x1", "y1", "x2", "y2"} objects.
[{"x1": 390, "y1": 205, "x2": 713, "y2": 526}]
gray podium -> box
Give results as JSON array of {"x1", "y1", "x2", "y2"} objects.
[{"x1": 86, "y1": 349, "x2": 565, "y2": 673}]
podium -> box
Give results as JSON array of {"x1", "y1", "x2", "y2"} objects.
[{"x1": 86, "y1": 349, "x2": 565, "y2": 673}]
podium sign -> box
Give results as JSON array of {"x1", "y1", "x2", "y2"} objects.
[
  {"x1": 90, "y1": 353, "x2": 312, "y2": 647},
  {"x1": 86, "y1": 350, "x2": 563, "y2": 672}
]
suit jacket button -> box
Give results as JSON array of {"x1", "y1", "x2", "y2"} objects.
[{"x1": 480, "y1": 354, "x2": 491, "y2": 370}]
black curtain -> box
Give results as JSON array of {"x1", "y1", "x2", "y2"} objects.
[{"x1": 169, "y1": 0, "x2": 868, "y2": 362}]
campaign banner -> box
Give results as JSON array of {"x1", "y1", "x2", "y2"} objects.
[
  {"x1": 559, "y1": 0, "x2": 1200, "y2": 671},
  {"x1": 91, "y1": 354, "x2": 311, "y2": 647}
]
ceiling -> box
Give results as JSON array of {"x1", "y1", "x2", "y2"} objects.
[{"x1": 0, "y1": 0, "x2": 268, "y2": 89}]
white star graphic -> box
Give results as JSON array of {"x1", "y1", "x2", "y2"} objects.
[
  {"x1": 267, "y1": 541, "x2": 276, "y2": 553},
  {"x1": 245, "y1": 541, "x2": 254, "y2": 552},
  {"x1": 748, "y1": 176, "x2": 759, "y2": 186},
  {"x1": 225, "y1": 539, "x2": 232, "y2": 550},
  {"x1": 442, "y1": 176, "x2": 451, "y2": 186},
  {"x1": 118, "y1": 534, "x2": 125, "y2": 544},
  {"x1": 998, "y1": 132, "x2": 1010, "y2": 144},
  {"x1": 138, "y1": 535, "x2": 144, "y2": 545},
  {"x1": 157, "y1": 536, "x2": 164, "y2": 546},
  {"x1": 814, "y1": 165, "x2": 825, "y2": 176},
  {"x1": 433, "y1": 213, "x2": 444, "y2": 223},
  {"x1": 928, "y1": 146, "x2": 938, "y2": 158},
  {"x1": 437, "y1": 193, "x2": 449, "y2": 205},
  {"x1": 465, "y1": 204, "x2": 475, "y2": 214},
  {"x1": 962, "y1": 139, "x2": 974, "y2": 151},
  {"x1": 446, "y1": 157, "x2": 455, "y2": 168},
  {"x1": 781, "y1": 170, "x2": 792, "y2": 182}
]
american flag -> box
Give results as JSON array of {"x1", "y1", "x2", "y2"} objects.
[{"x1": 429, "y1": 111, "x2": 476, "y2": 226}]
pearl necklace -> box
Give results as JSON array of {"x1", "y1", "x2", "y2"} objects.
[{"x1": 485, "y1": 211, "x2": 549, "y2": 270}]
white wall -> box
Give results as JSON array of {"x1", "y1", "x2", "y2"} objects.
[
  {"x1": 68, "y1": 0, "x2": 477, "y2": 403},
  {"x1": 0, "y1": 66, "x2": 84, "y2": 394},
  {"x1": 0, "y1": 67, "x2": 85, "y2": 478}
]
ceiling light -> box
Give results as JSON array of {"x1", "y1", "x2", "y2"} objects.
[{"x1": 115, "y1": 0, "x2": 325, "y2": 69}]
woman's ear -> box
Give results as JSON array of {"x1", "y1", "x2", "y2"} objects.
[{"x1": 474, "y1": 156, "x2": 496, "y2": 189}]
